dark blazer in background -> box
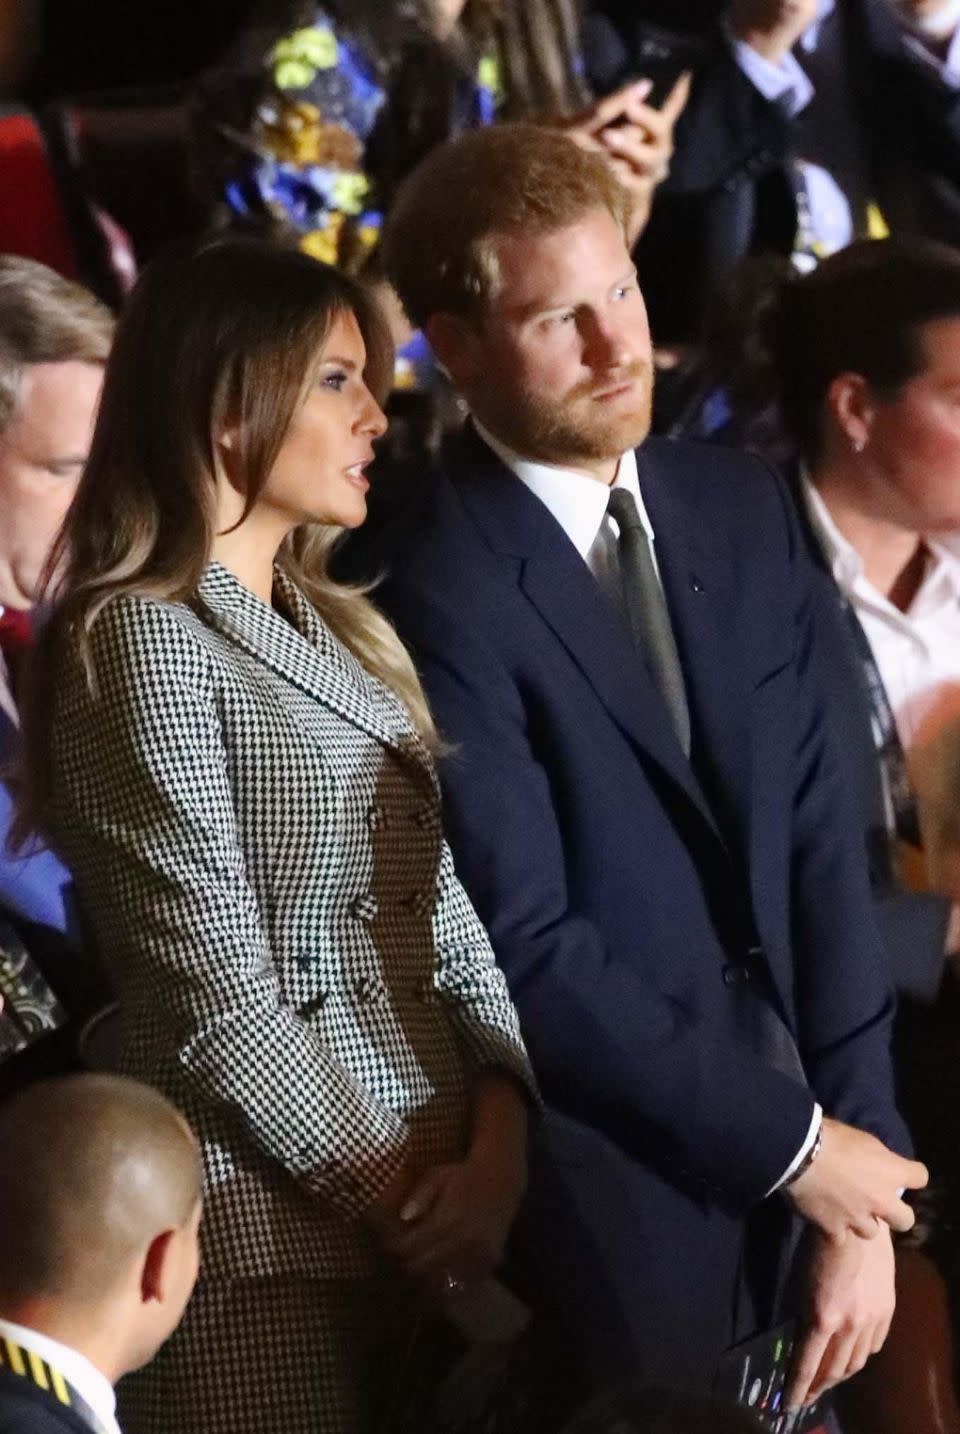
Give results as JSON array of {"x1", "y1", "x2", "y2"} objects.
[
  {"x1": 342, "y1": 427, "x2": 907, "y2": 1390},
  {"x1": 584, "y1": 0, "x2": 960, "y2": 341}
]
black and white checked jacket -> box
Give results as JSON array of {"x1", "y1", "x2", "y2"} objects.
[{"x1": 48, "y1": 562, "x2": 534, "y2": 1281}]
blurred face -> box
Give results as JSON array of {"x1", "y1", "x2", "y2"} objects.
[
  {"x1": 258, "y1": 309, "x2": 387, "y2": 532},
  {"x1": 0, "y1": 361, "x2": 103, "y2": 605},
  {"x1": 457, "y1": 209, "x2": 654, "y2": 480},
  {"x1": 858, "y1": 317, "x2": 960, "y2": 532}
]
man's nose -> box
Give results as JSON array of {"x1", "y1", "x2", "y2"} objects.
[{"x1": 582, "y1": 314, "x2": 633, "y2": 370}]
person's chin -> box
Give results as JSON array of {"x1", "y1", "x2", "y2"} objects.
[{"x1": 339, "y1": 493, "x2": 369, "y2": 529}]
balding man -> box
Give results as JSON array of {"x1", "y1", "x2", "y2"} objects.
[{"x1": 0, "y1": 1074, "x2": 202, "y2": 1434}]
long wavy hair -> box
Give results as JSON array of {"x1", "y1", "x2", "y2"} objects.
[{"x1": 14, "y1": 237, "x2": 435, "y2": 846}]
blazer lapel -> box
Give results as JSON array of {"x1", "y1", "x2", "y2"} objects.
[
  {"x1": 450, "y1": 432, "x2": 724, "y2": 845},
  {"x1": 196, "y1": 563, "x2": 435, "y2": 789}
]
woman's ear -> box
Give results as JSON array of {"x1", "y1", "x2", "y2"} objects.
[
  {"x1": 826, "y1": 371, "x2": 874, "y2": 456},
  {"x1": 424, "y1": 312, "x2": 483, "y2": 386}
]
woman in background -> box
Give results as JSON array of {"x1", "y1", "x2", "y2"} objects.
[
  {"x1": 15, "y1": 237, "x2": 534, "y2": 1434},
  {"x1": 193, "y1": 1, "x2": 685, "y2": 383}
]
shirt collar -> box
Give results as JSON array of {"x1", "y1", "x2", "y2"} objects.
[
  {"x1": 0, "y1": 1318, "x2": 120, "y2": 1434},
  {"x1": 472, "y1": 419, "x2": 655, "y2": 559},
  {"x1": 803, "y1": 475, "x2": 960, "y2": 609},
  {"x1": 802, "y1": 0, "x2": 837, "y2": 51}
]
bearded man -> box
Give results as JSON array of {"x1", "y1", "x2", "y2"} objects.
[{"x1": 339, "y1": 123, "x2": 926, "y2": 1413}]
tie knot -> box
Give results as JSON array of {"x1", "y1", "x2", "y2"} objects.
[{"x1": 607, "y1": 486, "x2": 643, "y2": 532}]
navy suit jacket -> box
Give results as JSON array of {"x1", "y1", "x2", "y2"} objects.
[{"x1": 345, "y1": 429, "x2": 908, "y2": 1384}]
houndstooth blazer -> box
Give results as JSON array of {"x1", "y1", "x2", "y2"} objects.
[{"x1": 48, "y1": 562, "x2": 534, "y2": 1282}]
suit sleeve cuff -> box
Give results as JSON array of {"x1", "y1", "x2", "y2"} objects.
[{"x1": 766, "y1": 1103, "x2": 823, "y2": 1196}]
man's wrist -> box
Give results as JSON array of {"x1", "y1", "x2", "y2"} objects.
[{"x1": 783, "y1": 1110, "x2": 825, "y2": 1190}]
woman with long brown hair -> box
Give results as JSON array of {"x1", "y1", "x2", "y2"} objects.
[{"x1": 14, "y1": 236, "x2": 534, "y2": 1434}]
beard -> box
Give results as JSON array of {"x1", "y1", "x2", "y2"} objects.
[{"x1": 485, "y1": 361, "x2": 654, "y2": 468}]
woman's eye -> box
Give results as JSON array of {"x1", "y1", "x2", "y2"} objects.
[{"x1": 321, "y1": 370, "x2": 348, "y2": 392}]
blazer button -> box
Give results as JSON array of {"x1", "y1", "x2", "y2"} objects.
[
  {"x1": 722, "y1": 964, "x2": 750, "y2": 988},
  {"x1": 406, "y1": 889, "x2": 435, "y2": 918},
  {"x1": 351, "y1": 894, "x2": 379, "y2": 923},
  {"x1": 366, "y1": 805, "x2": 387, "y2": 833},
  {"x1": 300, "y1": 991, "x2": 328, "y2": 1020},
  {"x1": 355, "y1": 976, "x2": 378, "y2": 1004}
]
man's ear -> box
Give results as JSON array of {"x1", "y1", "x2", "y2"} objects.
[
  {"x1": 424, "y1": 312, "x2": 484, "y2": 385},
  {"x1": 140, "y1": 1230, "x2": 175, "y2": 1305}
]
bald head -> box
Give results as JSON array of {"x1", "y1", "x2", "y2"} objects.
[{"x1": 0, "y1": 1075, "x2": 202, "y2": 1306}]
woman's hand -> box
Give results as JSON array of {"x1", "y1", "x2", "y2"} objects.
[
  {"x1": 373, "y1": 1074, "x2": 529, "y2": 1285},
  {"x1": 561, "y1": 75, "x2": 691, "y2": 244}
]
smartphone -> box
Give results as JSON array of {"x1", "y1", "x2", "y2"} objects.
[{"x1": 612, "y1": 25, "x2": 703, "y2": 111}]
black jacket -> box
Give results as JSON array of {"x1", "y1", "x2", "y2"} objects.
[{"x1": 585, "y1": 0, "x2": 960, "y2": 341}]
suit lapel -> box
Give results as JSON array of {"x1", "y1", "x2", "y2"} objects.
[
  {"x1": 638, "y1": 447, "x2": 755, "y2": 865},
  {"x1": 450, "y1": 432, "x2": 725, "y2": 847},
  {"x1": 196, "y1": 563, "x2": 435, "y2": 790}
]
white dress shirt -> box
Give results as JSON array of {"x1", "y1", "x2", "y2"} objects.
[
  {"x1": 732, "y1": 0, "x2": 960, "y2": 111},
  {"x1": 0, "y1": 1317, "x2": 121, "y2": 1434},
  {"x1": 473, "y1": 422, "x2": 822, "y2": 1190},
  {"x1": 729, "y1": 0, "x2": 960, "y2": 266},
  {"x1": 804, "y1": 479, "x2": 960, "y2": 895}
]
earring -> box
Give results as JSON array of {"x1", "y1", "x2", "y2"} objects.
[{"x1": 852, "y1": 435, "x2": 866, "y2": 455}]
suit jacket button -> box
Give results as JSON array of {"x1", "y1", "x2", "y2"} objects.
[
  {"x1": 723, "y1": 964, "x2": 749, "y2": 987},
  {"x1": 367, "y1": 805, "x2": 386, "y2": 832},
  {"x1": 351, "y1": 894, "x2": 379, "y2": 922},
  {"x1": 406, "y1": 890, "x2": 434, "y2": 918},
  {"x1": 355, "y1": 976, "x2": 377, "y2": 1004},
  {"x1": 415, "y1": 978, "x2": 435, "y2": 1004}
]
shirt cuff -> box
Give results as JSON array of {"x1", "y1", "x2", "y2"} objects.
[
  {"x1": 727, "y1": 32, "x2": 815, "y2": 114},
  {"x1": 767, "y1": 1102, "x2": 823, "y2": 1196}
]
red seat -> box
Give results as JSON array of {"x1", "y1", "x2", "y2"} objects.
[{"x1": 0, "y1": 107, "x2": 80, "y2": 275}]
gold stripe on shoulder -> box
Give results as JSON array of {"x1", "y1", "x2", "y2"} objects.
[
  {"x1": 28, "y1": 1350, "x2": 49, "y2": 1390},
  {"x1": 3, "y1": 1339, "x2": 25, "y2": 1376},
  {"x1": 50, "y1": 1367, "x2": 71, "y2": 1405}
]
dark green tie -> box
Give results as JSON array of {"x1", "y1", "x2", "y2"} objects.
[{"x1": 607, "y1": 487, "x2": 691, "y2": 757}]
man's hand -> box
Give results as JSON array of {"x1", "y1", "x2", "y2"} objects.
[
  {"x1": 945, "y1": 903, "x2": 960, "y2": 961},
  {"x1": 786, "y1": 1225, "x2": 896, "y2": 1411},
  {"x1": 786, "y1": 1117, "x2": 927, "y2": 1241},
  {"x1": 562, "y1": 75, "x2": 691, "y2": 243},
  {"x1": 727, "y1": 0, "x2": 820, "y2": 61}
]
